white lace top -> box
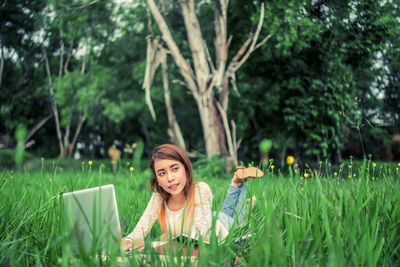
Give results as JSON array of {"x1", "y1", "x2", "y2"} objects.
[
  {"x1": 125, "y1": 182, "x2": 229, "y2": 249},
  {"x1": 164, "y1": 204, "x2": 184, "y2": 237}
]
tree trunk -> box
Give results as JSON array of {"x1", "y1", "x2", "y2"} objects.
[
  {"x1": 63, "y1": 124, "x2": 70, "y2": 155},
  {"x1": 213, "y1": 99, "x2": 228, "y2": 156},
  {"x1": 280, "y1": 143, "x2": 287, "y2": 168},
  {"x1": 42, "y1": 46, "x2": 65, "y2": 157},
  {"x1": 196, "y1": 93, "x2": 227, "y2": 157},
  {"x1": 65, "y1": 53, "x2": 89, "y2": 158},
  {"x1": 68, "y1": 115, "x2": 86, "y2": 157},
  {"x1": 0, "y1": 46, "x2": 4, "y2": 89}
]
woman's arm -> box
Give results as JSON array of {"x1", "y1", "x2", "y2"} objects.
[
  {"x1": 124, "y1": 192, "x2": 162, "y2": 250},
  {"x1": 192, "y1": 182, "x2": 213, "y2": 239}
]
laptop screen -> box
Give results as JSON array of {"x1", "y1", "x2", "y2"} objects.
[{"x1": 60, "y1": 184, "x2": 121, "y2": 254}]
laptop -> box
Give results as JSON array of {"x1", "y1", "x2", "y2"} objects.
[
  {"x1": 60, "y1": 185, "x2": 198, "y2": 264},
  {"x1": 60, "y1": 184, "x2": 122, "y2": 255}
]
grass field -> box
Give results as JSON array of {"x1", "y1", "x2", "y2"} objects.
[{"x1": 1, "y1": 159, "x2": 400, "y2": 266}]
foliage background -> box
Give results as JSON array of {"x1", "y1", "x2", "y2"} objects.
[{"x1": 1, "y1": 0, "x2": 399, "y2": 166}]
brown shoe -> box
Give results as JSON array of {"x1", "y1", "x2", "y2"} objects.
[{"x1": 234, "y1": 166, "x2": 264, "y2": 181}]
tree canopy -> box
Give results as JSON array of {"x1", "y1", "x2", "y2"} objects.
[{"x1": 0, "y1": 0, "x2": 399, "y2": 164}]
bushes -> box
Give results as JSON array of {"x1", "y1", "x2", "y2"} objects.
[{"x1": 0, "y1": 149, "x2": 36, "y2": 170}]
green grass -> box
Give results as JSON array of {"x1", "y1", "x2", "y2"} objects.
[{"x1": 1, "y1": 159, "x2": 400, "y2": 266}]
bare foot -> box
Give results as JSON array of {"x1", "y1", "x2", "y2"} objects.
[
  {"x1": 245, "y1": 195, "x2": 257, "y2": 219},
  {"x1": 246, "y1": 195, "x2": 257, "y2": 210}
]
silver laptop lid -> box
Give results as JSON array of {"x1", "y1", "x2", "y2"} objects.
[{"x1": 61, "y1": 184, "x2": 121, "y2": 254}]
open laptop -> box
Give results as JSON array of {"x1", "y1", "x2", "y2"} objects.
[
  {"x1": 60, "y1": 184, "x2": 122, "y2": 255},
  {"x1": 60, "y1": 185, "x2": 198, "y2": 264}
]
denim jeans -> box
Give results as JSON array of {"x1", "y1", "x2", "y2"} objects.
[{"x1": 217, "y1": 184, "x2": 247, "y2": 231}]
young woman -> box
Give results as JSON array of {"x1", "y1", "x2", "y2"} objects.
[{"x1": 123, "y1": 144, "x2": 263, "y2": 251}]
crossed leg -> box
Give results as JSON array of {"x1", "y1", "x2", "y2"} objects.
[{"x1": 218, "y1": 166, "x2": 264, "y2": 230}]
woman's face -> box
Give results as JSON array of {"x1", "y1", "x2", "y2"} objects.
[{"x1": 154, "y1": 158, "x2": 187, "y2": 197}]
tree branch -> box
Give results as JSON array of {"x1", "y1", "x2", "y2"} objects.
[
  {"x1": 146, "y1": 0, "x2": 198, "y2": 96},
  {"x1": 255, "y1": 33, "x2": 272, "y2": 50},
  {"x1": 204, "y1": 39, "x2": 215, "y2": 73},
  {"x1": 64, "y1": 43, "x2": 73, "y2": 74},
  {"x1": 218, "y1": 2, "x2": 269, "y2": 111},
  {"x1": 58, "y1": 28, "x2": 64, "y2": 78},
  {"x1": 225, "y1": 34, "x2": 252, "y2": 76},
  {"x1": 142, "y1": 37, "x2": 163, "y2": 121},
  {"x1": 25, "y1": 113, "x2": 53, "y2": 143},
  {"x1": 231, "y1": 119, "x2": 241, "y2": 160},
  {"x1": 216, "y1": 101, "x2": 237, "y2": 165},
  {"x1": 65, "y1": 0, "x2": 100, "y2": 10},
  {"x1": 213, "y1": 7, "x2": 228, "y2": 93},
  {"x1": 231, "y1": 3, "x2": 266, "y2": 73},
  {"x1": 161, "y1": 49, "x2": 187, "y2": 151}
]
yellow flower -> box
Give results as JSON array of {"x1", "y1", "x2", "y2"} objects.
[
  {"x1": 398, "y1": 163, "x2": 400, "y2": 167},
  {"x1": 348, "y1": 165, "x2": 351, "y2": 168},
  {"x1": 270, "y1": 165, "x2": 275, "y2": 170},
  {"x1": 286, "y1": 155, "x2": 295, "y2": 165},
  {"x1": 129, "y1": 167, "x2": 134, "y2": 172},
  {"x1": 396, "y1": 168, "x2": 398, "y2": 171},
  {"x1": 353, "y1": 173, "x2": 356, "y2": 177},
  {"x1": 88, "y1": 160, "x2": 93, "y2": 166},
  {"x1": 372, "y1": 162, "x2": 376, "y2": 167},
  {"x1": 248, "y1": 163, "x2": 252, "y2": 167},
  {"x1": 304, "y1": 173, "x2": 309, "y2": 178},
  {"x1": 334, "y1": 172, "x2": 337, "y2": 176}
]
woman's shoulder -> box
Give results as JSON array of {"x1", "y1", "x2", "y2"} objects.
[
  {"x1": 149, "y1": 191, "x2": 163, "y2": 205},
  {"x1": 195, "y1": 181, "x2": 213, "y2": 199},
  {"x1": 195, "y1": 181, "x2": 211, "y2": 190}
]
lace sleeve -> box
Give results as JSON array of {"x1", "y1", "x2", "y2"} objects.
[
  {"x1": 193, "y1": 182, "x2": 213, "y2": 237},
  {"x1": 125, "y1": 192, "x2": 162, "y2": 249}
]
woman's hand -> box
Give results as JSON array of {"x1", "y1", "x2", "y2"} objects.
[{"x1": 123, "y1": 239, "x2": 133, "y2": 251}]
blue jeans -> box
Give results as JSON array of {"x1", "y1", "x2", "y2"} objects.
[{"x1": 217, "y1": 184, "x2": 247, "y2": 231}]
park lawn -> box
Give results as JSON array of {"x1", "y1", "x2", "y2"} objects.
[{"x1": 0, "y1": 160, "x2": 399, "y2": 266}]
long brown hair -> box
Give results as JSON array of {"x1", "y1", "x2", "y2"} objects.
[{"x1": 149, "y1": 144, "x2": 196, "y2": 235}]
